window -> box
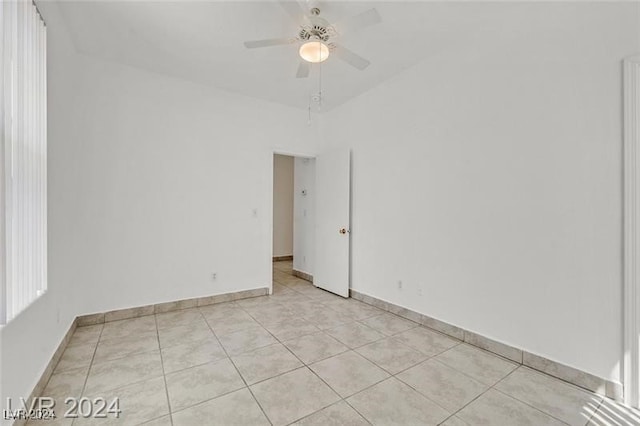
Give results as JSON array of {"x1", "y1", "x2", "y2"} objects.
[{"x1": 1, "y1": 1, "x2": 47, "y2": 324}]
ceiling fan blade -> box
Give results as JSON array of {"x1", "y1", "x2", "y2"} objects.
[
  {"x1": 278, "y1": 0, "x2": 305, "y2": 23},
  {"x1": 332, "y1": 44, "x2": 370, "y2": 70},
  {"x1": 296, "y1": 61, "x2": 310, "y2": 78},
  {"x1": 244, "y1": 38, "x2": 295, "y2": 49},
  {"x1": 333, "y1": 8, "x2": 381, "y2": 35}
]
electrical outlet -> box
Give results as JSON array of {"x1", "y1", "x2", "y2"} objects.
[
  {"x1": 398, "y1": 280, "x2": 403, "y2": 290},
  {"x1": 212, "y1": 273, "x2": 217, "y2": 281}
]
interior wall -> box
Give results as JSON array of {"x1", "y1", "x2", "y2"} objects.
[
  {"x1": 0, "y1": 3, "x2": 83, "y2": 422},
  {"x1": 323, "y1": 2, "x2": 640, "y2": 384},
  {"x1": 293, "y1": 158, "x2": 316, "y2": 275},
  {"x1": 273, "y1": 154, "x2": 294, "y2": 258},
  {"x1": 67, "y1": 54, "x2": 319, "y2": 316}
]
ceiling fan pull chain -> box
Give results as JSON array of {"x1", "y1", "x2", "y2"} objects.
[{"x1": 318, "y1": 43, "x2": 323, "y2": 112}]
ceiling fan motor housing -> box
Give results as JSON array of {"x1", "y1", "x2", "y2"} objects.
[
  {"x1": 298, "y1": 25, "x2": 330, "y2": 42},
  {"x1": 298, "y1": 11, "x2": 334, "y2": 42}
]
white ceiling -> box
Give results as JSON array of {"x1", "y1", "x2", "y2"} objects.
[{"x1": 43, "y1": 1, "x2": 575, "y2": 111}]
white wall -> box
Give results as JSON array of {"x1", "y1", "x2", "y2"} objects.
[
  {"x1": 0, "y1": 3, "x2": 83, "y2": 422},
  {"x1": 66, "y1": 54, "x2": 319, "y2": 315},
  {"x1": 323, "y1": 2, "x2": 640, "y2": 384},
  {"x1": 273, "y1": 154, "x2": 294, "y2": 258},
  {"x1": 293, "y1": 158, "x2": 316, "y2": 275}
]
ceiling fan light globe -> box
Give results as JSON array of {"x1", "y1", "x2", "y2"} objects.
[{"x1": 299, "y1": 41, "x2": 329, "y2": 63}]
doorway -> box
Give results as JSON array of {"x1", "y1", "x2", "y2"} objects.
[
  {"x1": 272, "y1": 154, "x2": 316, "y2": 290},
  {"x1": 270, "y1": 149, "x2": 352, "y2": 298}
]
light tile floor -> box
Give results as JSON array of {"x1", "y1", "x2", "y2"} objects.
[{"x1": 32, "y1": 261, "x2": 640, "y2": 425}]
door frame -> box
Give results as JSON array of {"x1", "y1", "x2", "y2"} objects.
[
  {"x1": 624, "y1": 54, "x2": 640, "y2": 408},
  {"x1": 268, "y1": 149, "x2": 316, "y2": 295}
]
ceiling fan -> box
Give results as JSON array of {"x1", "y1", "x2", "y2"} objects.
[{"x1": 243, "y1": 1, "x2": 381, "y2": 78}]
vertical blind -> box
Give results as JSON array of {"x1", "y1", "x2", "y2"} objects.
[{"x1": 1, "y1": 0, "x2": 47, "y2": 324}]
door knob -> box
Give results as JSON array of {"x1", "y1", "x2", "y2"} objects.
[{"x1": 339, "y1": 228, "x2": 348, "y2": 234}]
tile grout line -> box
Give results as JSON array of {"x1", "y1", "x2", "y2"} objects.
[
  {"x1": 79, "y1": 325, "x2": 105, "y2": 392},
  {"x1": 238, "y1": 294, "x2": 357, "y2": 425},
  {"x1": 490, "y1": 377, "x2": 588, "y2": 425},
  {"x1": 435, "y1": 365, "x2": 522, "y2": 425},
  {"x1": 154, "y1": 314, "x2": 175, "y2": 426},
  {"x1": 168, "y1": 386, "x2": 262, "y2": 418},
  {"x1": 268, "y1": 269, "x2": 437, "y2": 421},
  {"x1": 157, "y1": 312, "x2": 251, "y2": 415},
  {"x1": 244, "y1": 275, "x2": 412, "y2": 425},
  {"x1": 62, "y1": 335, "x2": 160, "y2": 370},
  {"x1": 582, "y1": 399, "x2": 605, "y2": 426},
  {"x1": 451, "y1": 365, "x2": 575, "y2": 426},
  {"x1": 270, "y1": 262, "x2": 358, "y2": 425},
  {"x1": 285, "y1": 395, "x2": 374, "y2": 426},
  {"x1": 359, "y1": 339, "x2": 463, "y2": 379},
  {"x1": 199, "y1": 306, "x2": 275, "y2": 426},
  {"x1": 340, "y1": 398, "x2": 375, "y2": 426},
  {"x1": 72, "y1": 323, "x2": 105, "y2": 426},
  {"x1": 323, "y1": 327, "x2": 486, "y2": 420},
  {"x1": 275, "y1": 266, "x2": 554, "y2": 425}
]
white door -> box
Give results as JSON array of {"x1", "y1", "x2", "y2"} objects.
[{"x1": 314, "y1": 148, "x2": 351, "y2": 297}]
